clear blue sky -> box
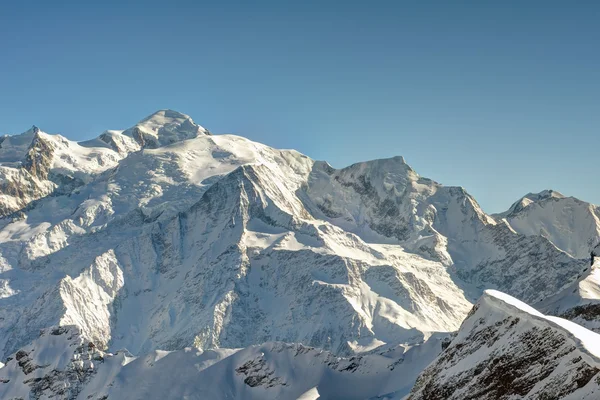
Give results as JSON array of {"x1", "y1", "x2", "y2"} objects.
[{"x1": 1, "y1": 0, "x2": 599, "y2": 213}]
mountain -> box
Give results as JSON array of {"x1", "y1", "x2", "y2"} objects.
[
  {"x1": 0, "y1": 110, "x2": 596, "y2": 398},
  {"x1": 408, "y1": 290, "x2": 600, "y2": 400},
  {"x1": 0, "y1": 114, "x2": 474, "y2": 358},
  {"x1": 495, "y1": 190, "x2": 600, "y2": 259}
]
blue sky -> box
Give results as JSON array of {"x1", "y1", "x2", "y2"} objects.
[{"x1": 1, "y1": 0, "x2": 599, "y2": 213}]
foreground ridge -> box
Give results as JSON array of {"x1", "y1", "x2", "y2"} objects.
[{"x1": 408, "y1": 290, "x2": 600, "y2": 400}]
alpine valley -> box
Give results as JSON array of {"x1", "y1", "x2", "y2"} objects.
[{"x1": 0, "y1": 110, "x2": 598, "y2": 399}]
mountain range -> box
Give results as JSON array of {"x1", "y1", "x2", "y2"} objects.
[{"x1": 0, "y1": 110, "x2": 598, "y2": 399}]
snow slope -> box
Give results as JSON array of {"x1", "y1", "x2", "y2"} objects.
[{"x1": 0, "y1": 149, "x2": 472, "y2": 358}]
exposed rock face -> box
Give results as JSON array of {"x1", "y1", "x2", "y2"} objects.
[
  {"x1": 408, "y1": 291, "x2": 600, "y2": 400},
  {"x1": 23, "y1": 130, "x2": 55, "y2": 180},
  {"x1": 0, "y1": 167, "x2": 54, "y2": 217}
]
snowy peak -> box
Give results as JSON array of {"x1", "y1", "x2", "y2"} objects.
[
  {"x1": 495, "y1": 190, "x2": 600, "y2": 258},
  {"x1": 123, "y1": 109, "x2": 210, "y2": 148},
  {"x1": 0, "y1": 126, "x2": 128, "y2": 217},
  {"x1": 502, "y1": 189, "x2": 565, "y2": 217},
  {"x1": 409, "y1": 290, "x2": 600, "y2": 400},
  {"x1": 137, "y1": 109, "x2": 200, "y2": 132}
]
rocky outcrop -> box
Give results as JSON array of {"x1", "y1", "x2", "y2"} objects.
[{"x1": 23, "y1": 129, "x2": 54, "y2": 180}]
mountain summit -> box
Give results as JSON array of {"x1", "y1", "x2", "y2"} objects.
[
  {"x1": 122, "y1": 109, "x2": 210, "y2": 148},
  {"x1": 495, "y1": 190, "x2": 600, "y2": 258}
]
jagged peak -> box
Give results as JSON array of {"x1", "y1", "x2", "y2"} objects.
[{"x1": 22, "y1": 130, "x2": 56, "y2": 179}]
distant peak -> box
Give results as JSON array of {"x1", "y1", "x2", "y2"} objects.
[
  {"x1": 124, "y1": 109, "x2": 209, "y2": 149},
  {"x1": 524, "y1": 189, "x2": 565, "y2": 201},
  {"x1": 16, "y1": 125, "x2": 41, "y2": 137},
  {"x1": 139, "y1": 109, "x2": 193, "y2": 125},
  {"x1": 501, "y1": 189, "x2": 566, "y2": 217}
]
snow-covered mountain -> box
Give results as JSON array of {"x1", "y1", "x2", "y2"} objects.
[
  {"x1": 495, "y1": 189, "x2": 600, "y2": 259},
  {"x1": 0, "y1": 109, "x2": 597, "y2": 398}
]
